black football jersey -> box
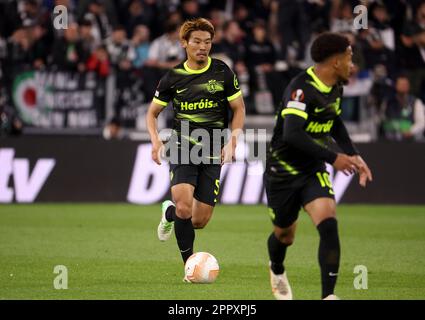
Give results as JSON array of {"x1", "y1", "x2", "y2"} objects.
[
  {"x1": 267, "y1": 67, "x2": 344, "y2": 179},
  {"x1": 153, "y1": 57, "x2": 241, "y2": 134}
]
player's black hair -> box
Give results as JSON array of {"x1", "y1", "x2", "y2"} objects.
[{"x1": 310, "y1": 32, "x2": 350, "y2": 63}]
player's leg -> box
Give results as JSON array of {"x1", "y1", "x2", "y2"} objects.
[
  {"x1": 302, "y1": 171, "x2": 340, "y2": 299},
  {"x1": 163, "y1": 188, "x2": 215, "y2": 230},
  {"x1": 157, "y1": 164, "x2": 194, "y2": 242},
  {"x1": 304, "y1": 198, "x2": 340, "y2": 300},
  {"x1": 191, "y1": 199, "x2": 213, "y2": 229},
  {"x1": 158, "y1": 164, "x2": 198, "y2": 263},
  {"x1": 264, "y1": 174, "x2": 300, "y2": 300},
  {"x1": 267, "y1": 222, "x2": 296, "y2": 300},
  {"x1": 268, "y1": 222, "x2": 297, "y2": 275},
  {"x1": 191, "y1": 164, "x2": 221, "y2": 229},
  {"x1": 171, "y1": 183, "x2": 196, "y2": 263}
]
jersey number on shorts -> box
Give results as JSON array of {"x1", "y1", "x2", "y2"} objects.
[
  {"x1": 316, "y1": 172, "x2": 335, "y2": 195},
  {"x1": 213, "y1": 179, "x2": 220, "y2": 203}
]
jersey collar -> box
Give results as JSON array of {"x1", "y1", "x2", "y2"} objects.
[
  {"x1": 183, "y1": 57, "x2": 211, "y2": 74},
  {"x1": 306, "y1": 66, "x2": 333, "y2": 93}
]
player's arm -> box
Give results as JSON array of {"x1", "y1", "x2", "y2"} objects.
[
  {"x1": 146, "y1": 100, "x2": 167, "y2": 165},
  {"x1": 282, "y1": 113, "x2": 358, "y2": 174},
  {"x1": 330, "y1": 116, "x2": 373, "y2": 187},
  {"x1": 222, "y1": 94, "x2": 246, "y2": 163},
  {"x1": 330, "y1": 116, "x2": 358, "y2": 155},
  {"x1": 222, "y1": 66, "x2": 245, "y2": 164},
  {"x1": 146, "y1": 72, "x2": 173, "y2": 165}
]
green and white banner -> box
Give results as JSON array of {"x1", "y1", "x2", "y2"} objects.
[{"x1": 11, "y1": 70, "x2": 105, "y2": 128}]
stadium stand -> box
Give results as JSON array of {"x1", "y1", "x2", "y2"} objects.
[{"x1": 0, "y1": 0, "x2": 424, "y2": 142}]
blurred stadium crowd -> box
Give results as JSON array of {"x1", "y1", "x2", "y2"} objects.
[{"x1": 0, "y1": 0, "x2": 424, "y2": 141}]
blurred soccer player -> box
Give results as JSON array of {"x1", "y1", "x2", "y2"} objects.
[
  {"x1": 146, "y1": 18, "x2": 245, "y2": 281},
  {"x1": 264, "y1": 32, "x2": 372, "y2": 300}
]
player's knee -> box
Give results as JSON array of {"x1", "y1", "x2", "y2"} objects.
[
  {"x1": 175, "y1": 202, "x2": 192, "y2": 219},
  {"x1": 192, "y1": 220, "x2": 206, "y2": 229},
  {"x1": 281, "y1": 234, "x2": 295, "y2": 246},
  {"x1": 274, "y1": 230, "x2": 295, "y2": 246}
]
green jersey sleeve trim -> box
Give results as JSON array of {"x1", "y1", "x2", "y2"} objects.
[
  {"x1": 153, "y1": 97, "x2": 168, "y2": 107},
  {"x1": 183, "y1": 57, "x2": 212, "y2": 74},
  {"x1": 281, "y1": 108, "x2": 308, "y2": 120},
  {"x1": 227, "y1": 90, "x2": 242, "y2": 101},
  {"x1": 306, "y1": 67, "x2": 332, "y2": 93}
]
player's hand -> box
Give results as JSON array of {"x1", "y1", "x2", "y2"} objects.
[
  {"x1": 151, "y1": 140, "x2": 164, "y2": 165},
  {"x1": 221, "y1": 141, "x2": 236, "y2": 164},
  {"x1": 352, "y1": 155, "x2": 373, "y2": 187},
  {"x1": 332, "y1": 153, "x2": 359, "y2": 176}
]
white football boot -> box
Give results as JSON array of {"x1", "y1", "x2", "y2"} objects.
[
  {"x1": 323, "y1": 294, "x2": 340, "y2": 300},
  {"x1": 269, "y1": 264, "x2": 293, "y2": 300},
  {"x1": 157, "y1": 200, "x2": 175, "y2": 241}
]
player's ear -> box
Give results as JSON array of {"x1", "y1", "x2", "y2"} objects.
[
  {"x1": 333, "y1": 55, "x2": 341, "y2": 70},
  {"x1": 181, "y1": 39, "x2": 188, "y2": 49}
]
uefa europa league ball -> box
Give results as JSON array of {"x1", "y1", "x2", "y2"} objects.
[{"x1": 184, "y1": 252, "x2": 219, "y2": 283}]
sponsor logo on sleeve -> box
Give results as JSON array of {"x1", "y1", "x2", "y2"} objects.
[{"x1": 291, "y1": 89, "x2": 304, "y2": 102}]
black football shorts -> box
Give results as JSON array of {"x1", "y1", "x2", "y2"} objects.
[
  {"x1": 264, "y1": 170, "x2": 335, "y2": 228},
  {"x1": 170, "y1": 163, "x2": 221, "y2": 207}
]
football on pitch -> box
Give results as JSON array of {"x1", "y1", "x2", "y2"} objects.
[{"x1": 184, "y1": 252, "x2": 220, "y2": 283}]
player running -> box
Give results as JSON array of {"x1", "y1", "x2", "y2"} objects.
[
  {"x1": 264, "y1": 32, "x2": 372, "y2": 300},
  {"x1": 146, "y1": 18, "x2": 245, "y2": 280}
]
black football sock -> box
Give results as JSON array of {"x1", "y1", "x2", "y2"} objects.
[
  {"x1": 165, "y1": 205, "x2": 176, "y2": 222},
  {"x1": 267, "y1": 232, "x2": 288, "y2": 275},
  {"x1": 174, "y1": 215, "x2": 195, "y2": 263},
  {"x1": 317, "y1": 217, "x2": 340, "y2": 299}
]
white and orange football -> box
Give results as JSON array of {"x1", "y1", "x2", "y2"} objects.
[{"x1": 184, "y1": 252, "x2": 219, "y2": 283}]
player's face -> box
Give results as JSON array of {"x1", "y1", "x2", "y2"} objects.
[
  {"x1": 184, "y1": 31, "x2": 212, "y2": 65},
  {"x1": 336, "y1": 46, "x2": 354, "y2": 84}
]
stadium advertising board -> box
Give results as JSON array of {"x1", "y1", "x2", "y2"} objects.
[{"x1": 0, "y1": 137, "x2": 423, "y2": 204}]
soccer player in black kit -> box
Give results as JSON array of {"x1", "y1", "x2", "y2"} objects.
[
  {"x1": 264, "y1": 33, "x2": 372, "y2": 300},
  {"x1": 146, "y1": 18, "x2": 245, "y2": 281}
]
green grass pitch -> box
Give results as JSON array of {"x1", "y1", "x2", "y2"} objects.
[{"x1": 0, "y1": 204, "x2": 424, "y2": 300}]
